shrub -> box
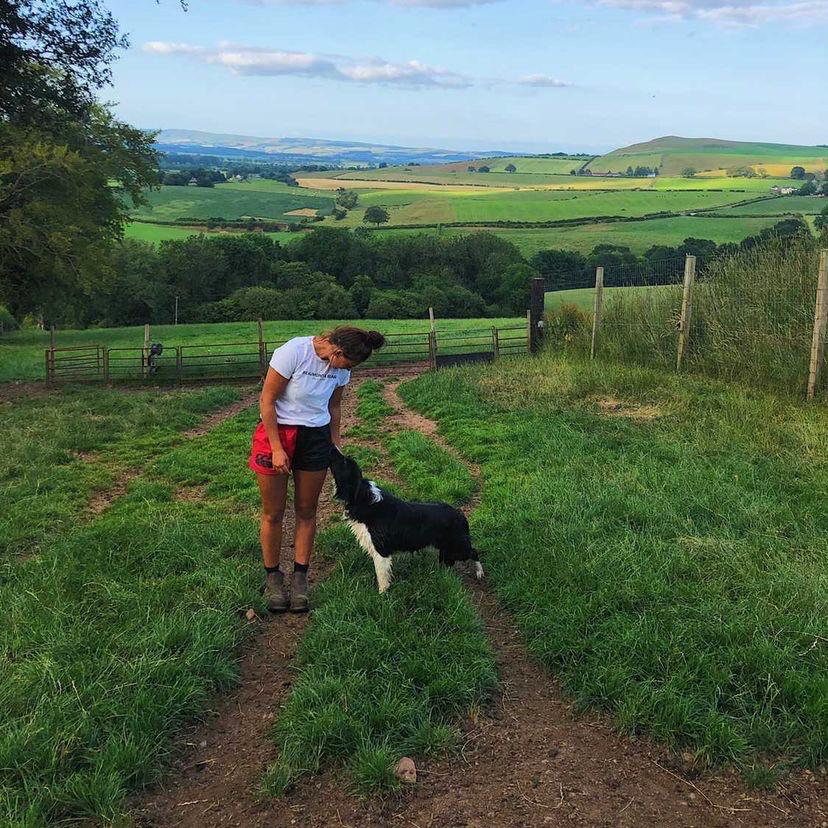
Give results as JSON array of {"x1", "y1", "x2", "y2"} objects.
[{"x1": 0, "y1": 304, "x2": 19, "y2": 332}]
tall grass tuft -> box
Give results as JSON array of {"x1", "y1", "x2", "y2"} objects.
[{"x1": 577, "y1": 239, "x2": 823, "y2": 395}]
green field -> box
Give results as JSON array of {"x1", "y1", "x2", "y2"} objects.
[
  {"x1": 717, "y1": 195, "x2": 827, "y2": 216},
  {"x1": 125, "y1": 213, "x2": 786, "y2": 256},
  {"x1": 374, "y1": 215, "x2": 781, "y2": 256},
  {"x1": 0, "y1": 317, "x2": 522, "y2": 382},
  {"x1": 132, "y1": 182, "x2": 335, "y2": 222},
  {"x1": 402, "y1": 353, "x2": 828, "y2": 772},
  {"x1": 302, "y1": 167, "x2": 788, "y2": 192},
  {"x1": 321, "y1": 187, "x2": 762, "y2": 228},
  {"x1": 124, "y1": 221, "x2": 296, "y2": 246}
]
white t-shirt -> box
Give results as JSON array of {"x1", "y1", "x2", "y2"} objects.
[{"x1": 269, "y1": 336, "x2": 350, "y2": 427}]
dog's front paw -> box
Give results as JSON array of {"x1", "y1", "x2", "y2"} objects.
[{"x1": 473, "y1": 562, "x2": 485, "y2": 580}]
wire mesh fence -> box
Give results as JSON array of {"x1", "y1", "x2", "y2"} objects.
[{"x1": 543, "y1": 242, "x2": 828, "y2": 398}]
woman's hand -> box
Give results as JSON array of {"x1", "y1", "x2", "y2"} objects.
[{"x1": 271, "y1": 446, "x2": 291, "y2": 475}]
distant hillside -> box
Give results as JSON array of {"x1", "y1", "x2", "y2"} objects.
[
  {"x1": 588, "y1": 136, "x2": 828, "y2": 177},
  {"x1": 154, "y1": 129, "x2": 512, "y2": 167}
]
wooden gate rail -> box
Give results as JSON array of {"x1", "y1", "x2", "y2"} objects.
[{"x1": 44, "y1": 324, "x2": 530, "y2": 384}]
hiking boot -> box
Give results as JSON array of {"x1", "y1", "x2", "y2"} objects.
[
  {"x1": 264, "y1": 570, "x2": 288, "y2": 613},
  {"x1": 290, "y1": 569, "x2": 309, "y2": 613}
]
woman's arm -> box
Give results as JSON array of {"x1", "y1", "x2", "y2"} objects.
[
  {"x1": 260, "y1": 367, "x2": 291, "y2": 474},
  {"x1": 329, "y1": 385, "x2": 344, "y2": 447}
]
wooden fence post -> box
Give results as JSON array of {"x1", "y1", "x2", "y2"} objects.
[
  {"x1": 428, "y1": 329, "x2": 438, "y2": 370},
  {"x1": 526, "y1": 310, "x2": 532, "y2": 354},
  {"x1": 807, "y1": 249, "x2": 828, "y2": 400},
  {"x1": 175, "y1": 346, "x2": 183, "y2": 385},
  {"x1": 492, "y1": 326, "x2": 500, "y2": 360},
  {"x1": 257, "y1": 318, "x2": 266, "y2": 376},
  {"x1": 103, "y1": 348, "x2": 110, "y2": 383},
  {"x1": 676, "y1": 255, "x2": 697, "y2": 371},
  {"x1": 529, "y1": 277, "x2": 545, "y2": 353},
  {"x1": 590, "y1": 266, "x2": 604, "y2": 360},
  {"x1": 142, "y1": 323, "x2": 151, "y2": 379},
  {"x1": 46, "y1": 325, "x2": 56, "y2": 382}
]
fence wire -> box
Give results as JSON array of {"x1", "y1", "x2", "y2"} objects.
[{"x1": 544, "y1": 244, "x2": 826, "y2": 397}]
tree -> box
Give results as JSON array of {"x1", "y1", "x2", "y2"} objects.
[
  {"x1": 335, "y1": 188, "x2": 359, "y2": 210},
  {"x1": 791, "y1": 166, "x2": 807, "y2": 180},
  {"x1": 1, "y1": 109, "x2": 157, "y2": 319},
  {"x1": 814, "y1": 206, "x2": 828, "y2": 234},
  {"x1": 477, "y1": 165, "x2": 491, "y2": 173},
  {"x1": 349, "y1": 274, "x2": 374, "y2": 316},
  {"x1": 467, "y1": 165, "x2": 476, "y2": 173},
  {"x1": 626, "y1": 166, "x2": 634, "y2": 177},
  {"x1": 505, "y1": 163, "x2": 517, "y2": 173},
  {"x1": 0, "y1": 0, "x2": 126, "y2": 126},
  {"x1": 681, "y1": 167, "x2": 697, "y2": 178},
  {"x1": 0, "y1": 1, "x2": 158, "y2": 321},
  {"x1": 363, "y1": 206, "x2": 390, "y2": 226},
  {"x1": 529, "y1": 249, "x2": 587, "y2": 288},
  {"x1": 798, "y1": 179, "x2": 818, "y2": 196}
]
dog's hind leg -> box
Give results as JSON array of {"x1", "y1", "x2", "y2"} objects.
[{"x1": 371, "y1": 551, "x2": 393, "y2": 594}]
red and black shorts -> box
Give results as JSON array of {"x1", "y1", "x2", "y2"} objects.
[{"x1": 248, "y1": 421, "x2": 332, "y2": 475}]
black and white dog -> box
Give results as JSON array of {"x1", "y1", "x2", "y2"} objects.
[{"x1": 328, "y1": 445, "x2": 484, "y2": 593}]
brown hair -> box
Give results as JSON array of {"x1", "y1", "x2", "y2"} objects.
[{"x1": 324, "y1": 326, "x2": 386, "y2": 365}]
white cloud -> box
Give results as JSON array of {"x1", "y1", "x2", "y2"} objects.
[
  {"x1": 593, "y1": 0, "x2": 828, "y2": 24},
  {"x1": 243, "y1": 0, "x2": 500, "y2": 6},
  {"x1": 142, "y1": 42, "x2": 473, "y2": 87},
  {"x1": 518, "y1": 74, "x2": 572, "y2": 87}
]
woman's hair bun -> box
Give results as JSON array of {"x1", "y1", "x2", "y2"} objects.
[{"x1": 366, "y1": 330, "x2": 386, "y2": 350}]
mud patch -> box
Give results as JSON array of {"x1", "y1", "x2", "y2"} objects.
[{"x1": 596, "y1": 396, "x2": 661, "y2": 421}]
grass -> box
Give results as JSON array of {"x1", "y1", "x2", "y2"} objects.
[
  {"x1": 347, "y1": 379, "x2": 395, "y2": 440},
  {"x1": 121, "y1": 214, "x2": 785, "y2": 261},
  {"x1": 583, "y1": 239, "x2": 822, "y2": 395},
  {"x1": 592, "y1": 137, "x2": 828, "y2": 177},
  {"x1": 1, "y1": 399, "x2": 266, "y2": 826},
  {"x1": 301, "y1": 167, "x2": 789, "y2": 193},
  {"x1": 717, "y1": 195, "x2": 827, "y2": 216},
  {"x1": 386, "y1": 431, "x2": 475, "y2": 505},
  {"x1": 399, "y1": 354, "x2": 828, "y2": 774},
  {"x1": 262, "y1": 379, "x2": 495, "y2": 797},
  {"x1": 132, "y1": 182, "x2": 334, "y2": 222},
  {"x1": 0, "y1": 385, "x2": 243, "y2": 565},
  {"x1": 545, "y1": 285, "x2": 667, "y2": 312},
  {"x1": 0, "y1": 317, "x2": 521, "y2": 383}
]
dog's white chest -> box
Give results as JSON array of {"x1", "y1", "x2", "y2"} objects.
[
  {"x1": 346, "y1": 519, "x2": 377, "y2": 555},
  {"x1": 345, "y1": 518, "x2": 392, "y2": 593}
]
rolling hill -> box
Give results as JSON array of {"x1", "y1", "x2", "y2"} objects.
[
  {"x1": 587, "y1": 136, "x2": 828, "y2": 177},
  {"x1": 154, "y1": 129, "x2": 513, "y2": 166}
]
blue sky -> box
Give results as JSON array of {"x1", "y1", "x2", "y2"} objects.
[{"x1": 106, "y1": 0, "x2": 827, "y2": 153}]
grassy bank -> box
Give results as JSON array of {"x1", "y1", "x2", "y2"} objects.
[
  {"x1": 400, "y1": 354, "x2": 828, "y2": 775},
  {"x1": 0, "y1": 385, "x2": 243, "y2": 565},
  {"x1": 1, "y1": 398, "x2": 264, "y2": 825}
]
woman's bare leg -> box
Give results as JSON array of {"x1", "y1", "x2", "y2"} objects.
[
  {"x1": 293, "y1": 469, "x2": 327, "y2": 566},
  {"x1": 257, "y1": 472, "x2": 289, "y2": 569}
]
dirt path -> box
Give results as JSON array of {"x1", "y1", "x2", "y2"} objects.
[{"x1": 133, "y1": 373, "x2": 828, "y2": 828}]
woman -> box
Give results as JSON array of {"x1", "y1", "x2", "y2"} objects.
[{"x1": 249, "y1": 326, "x2": 385, "y2": 613}]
